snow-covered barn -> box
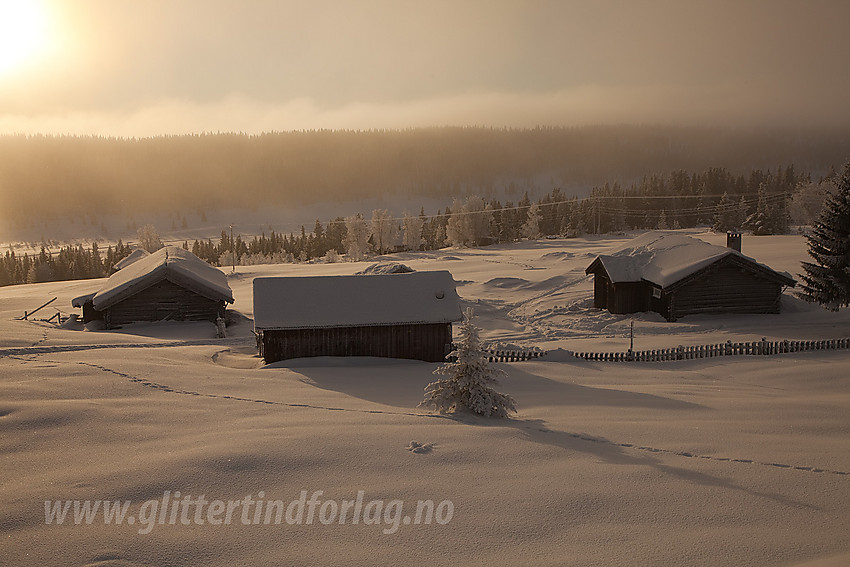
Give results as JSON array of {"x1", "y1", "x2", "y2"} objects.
[
  {"x1": 72, "y1": 246, "x2": 233, "y2": 328},
  {"x1": 253, "y1": 271, "x2": 462, "y2": 363},
  {"x1": 585, "y1": 232, "x2": 796, "y2": 321}
]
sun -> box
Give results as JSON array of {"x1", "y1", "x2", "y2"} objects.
[{"x1": 0, "y1": 0, "x2": 49, "y2": 76}]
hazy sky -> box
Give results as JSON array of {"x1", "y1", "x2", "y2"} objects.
[{"x1": 1, "y1": 0, "x2": 849, "y2": 136}]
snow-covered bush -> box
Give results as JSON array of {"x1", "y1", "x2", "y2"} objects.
[
  {"x1": 419, "y1": 308, "x2": 517, "y2": 418},
  {"x1": 324, "y1": 249, "x2": 340, "y2": 263}
]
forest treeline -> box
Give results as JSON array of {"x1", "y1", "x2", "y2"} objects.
[
  {"x1": 2, "y1": 163, "x2": 828, "y2": 288},
  {"x1": 2, "y1": 125, "x2": 849, "y2": 229}
]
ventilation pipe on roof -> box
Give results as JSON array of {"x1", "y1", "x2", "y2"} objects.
[{"x1": 726, "y1": 231, "x2": 742, "y2": 253}]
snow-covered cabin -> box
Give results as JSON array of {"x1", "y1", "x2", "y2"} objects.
[
  {"x1": 253, "y1": 271, "x2": 462, "y2": 363},
  {"x1": 585, "y1": 232, "x2": 796, "y2": 321},
  {"x1": 72, "y1": 246, "x2": 233, "y2": 328}
]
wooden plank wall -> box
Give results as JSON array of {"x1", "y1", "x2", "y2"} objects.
[
  {"x1": 105, "y1": 279, "x2": 225, "y2": 328},
  {"x1": 262, "y1": 323, "x2": 453, "y2": 363},
  {"x1": 670, "y1": 265, "x2": 781, "y2": 320}
]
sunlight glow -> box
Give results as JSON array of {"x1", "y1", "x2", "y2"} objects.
[{"x1": 0, "y1": 0, "x2": 49, "y2": 76}]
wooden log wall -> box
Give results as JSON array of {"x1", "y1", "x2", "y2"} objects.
[
  {"x1": 670, "y1": 265, "x2": 783, "y2": 320},
  {"x1": 105, "y1": 279, "x2": 225, "y2": 328},
  {"x1": 261, "y1": 322, "x2": 452, "y2": 363}
]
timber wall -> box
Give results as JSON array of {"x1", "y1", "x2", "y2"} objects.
[
  {"x1": 105, "y1": 279, "x2": 225, "y2": 328},
  {"x1": 261, "y1": 322, "x2": 453, "y2": 363}
]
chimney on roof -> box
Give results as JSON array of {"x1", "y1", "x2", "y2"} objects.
[{"x1": 726, "y1": 231, "x2": 742, "y2": 253}]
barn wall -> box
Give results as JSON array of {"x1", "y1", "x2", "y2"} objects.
[
  {"x1": 262, "y1": 323, "x2": 453, "y2": 363},
  {"x1": 665, "y1": 264, "x2": 783, "y2": 321},
  {"x1": 105, "y1": 279, "x2": 225, "y2": 328},
  {"x1": 610, "y1": 282, "x2": 648, "y2": 314},
  {"x1": 81, "y1": 301, "x2": 104, "y2": 324},
  {"x1": 593, "y1": 273, "x2": 610, "y2": 309}
]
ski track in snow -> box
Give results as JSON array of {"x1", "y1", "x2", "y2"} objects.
[
  {"x1": 0, "y1": 338, "x2": 250, "y2": 358},
  {"x1": 19, "y1": 355, "x2": 452, "y2": 422},
  {"x1": 9, "y1": 352, "x2": 848, "y2": 478}
]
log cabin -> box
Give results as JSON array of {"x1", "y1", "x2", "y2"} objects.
[
  {"x1": 253, "y1": 271, "x2": 462, "y2": 363},
  {"x1": 585, "y1": 232, "x2": 796, "y2": 321},
  {"x1": 72, "y1": 246, "x2": 233, "y2": 328}
]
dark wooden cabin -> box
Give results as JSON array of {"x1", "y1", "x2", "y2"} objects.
[
  {"x1": 72, "y1": 246, "x2": 233, "y2": 328},
  {"x1": 585, "y1": 232, "x2": 796, "y2": 322},
  {"x1": 253, "y1": 271, "x2": 462, "y2": 363}
]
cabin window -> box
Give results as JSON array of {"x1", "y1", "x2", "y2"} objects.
[{"x1": 652, "y1": 287, "x2": 662, "y2": 299}]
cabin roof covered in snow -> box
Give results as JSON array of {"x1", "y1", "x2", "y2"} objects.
[
  {"x1": 71, "y1": 292, "x2": 96, "y2": 308},
  {"x1": 253, "y1": 271, "x2": 462, "y2": 330},
  {"x1": 91, "y1": 246, "x2": 234, "y2": 310},
  {"x1": 112, "y1": 248, "x2": 150, "y2": 271},
  {"x1": 586, "y1": 232, "x2": 795, "y2": 289}
]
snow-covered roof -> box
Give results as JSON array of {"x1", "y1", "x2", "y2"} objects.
[
  {"x1": 92, "y1": 246, "x2": 233, "y2": 310},
  {"x1": 71, "y1": 292, "x2": 96, "y2": 308},
  {"x1": 356, "y1": 262, "x2": 415, "y2": 275},
  {"x1": 586, "y1": 232, "x2": 795, "y2": 289},
  {"x1": 253, "y1": 270, "x2": 462, "y2": 330},
  {"x1": 112, "y1": 248, "x2": 150, "y2": 271}
]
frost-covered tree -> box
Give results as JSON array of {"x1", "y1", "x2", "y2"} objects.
[
  {"x1": 445, "y1": 199, "x2": 471, "y2": 247},
  {"x1": 137, "y1": 224, "x2": 163, "y2": 253},
  {"x1": 712, "y1": 192, "x2": 738, "y2": 232},
  {"x1": 371, "y1": 209, "x2": 399, "y2": 254},
  {"x1": 446, "y1": 195, "x2": 492, "y2": 247},
  {"x1": 521, "y1": 203, "x2": 542, "y2": 239},
  {"x1": 568, "y1": 201, "x2": 585, "y2": 236},
  {"x1": 745, "y1": 183, "x2": 788, "y2": 235},
  {"x1": 419, "y1": 308, "x2": 517, "y2": 418},
  {"x1": 344, "y1": 213, "x2": 370, "y2": 261},
  {"x1": 798, "y1": 161, "x2": 850, "y2": 310},
  {"x1": 656, "y1": 210, "x2": 668, "y2": 230},
  {"x1": 791, "y1": 179, "x2": 836, "y2": 227},
  {"x1": 402, "y1": 211, "x2": 424, "y2": 251},
  {"x1": 746, "y1": 184, "x2": 773, "y2": 235}
]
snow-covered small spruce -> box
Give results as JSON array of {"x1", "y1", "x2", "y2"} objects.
[
  {"x1": 799, "y1": 160, "x2": 850, "y2": 310},
  {"x1": 419, "y1": 308, "x2": 517, "y2": 418}
]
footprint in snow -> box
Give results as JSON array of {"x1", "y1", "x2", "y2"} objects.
[{"x1": 407, "y1": 441, "x2": 434, "y2": 454}]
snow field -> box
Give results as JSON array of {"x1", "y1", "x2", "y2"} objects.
[{"x1": 2, "y1": 230, "x2": 849, "y2": 566}]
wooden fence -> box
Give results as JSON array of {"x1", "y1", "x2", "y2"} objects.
[
  {"x1": 487, "y1": 349, "x2": 546, "y2": 362},
  {"x1": 572, "y1": 337, "x2": 850, "y2": 362}
]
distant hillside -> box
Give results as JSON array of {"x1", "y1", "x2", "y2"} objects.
[{"x1": 2, "y1": 125, "x2": 848, "y2": 236}]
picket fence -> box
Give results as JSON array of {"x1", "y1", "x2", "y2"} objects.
[
  {"x1": 487, "y1": 349, "x2": 546, "y2": 362},
  {"x1": 572, "y1": 337, "x2": 850, "y2": 362}
]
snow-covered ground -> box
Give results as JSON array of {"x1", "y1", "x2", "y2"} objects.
[{"x1": 2, "y1": 230, "x2": 850, "y2": 566}]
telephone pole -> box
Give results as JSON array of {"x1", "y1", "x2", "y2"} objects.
[{"x1": 230, "y1": 223, "x2": 235, "y2": 274}]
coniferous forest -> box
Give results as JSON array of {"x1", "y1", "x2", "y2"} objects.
[
  {"x1": 1, "y1": 125, "x2": 848, "y2": 287},
  {"x1": 2, "y1": 125, "x2": 848, "y2": 226}
]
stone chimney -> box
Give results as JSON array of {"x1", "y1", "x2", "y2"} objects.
[{"x1": 726, "y1": 231, "x2": 742, "y2": 253}]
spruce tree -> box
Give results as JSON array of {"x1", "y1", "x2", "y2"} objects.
[
  {"x1": 747, "y1": 184, "x2": 773, "y2": 235},
  {"x1": 419, "y1": 308, "x2": 517, "y2": 418},
  {"x1": 799, "y1": 161, "x2": 850, "y2": 310},
  {"x1": 712, "y1": 192, "x2": 737, "y2": 232}
]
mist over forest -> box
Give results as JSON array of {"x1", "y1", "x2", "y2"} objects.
[{"x1": 2, "y1": 125, "x2": 849, "y2": 235}]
